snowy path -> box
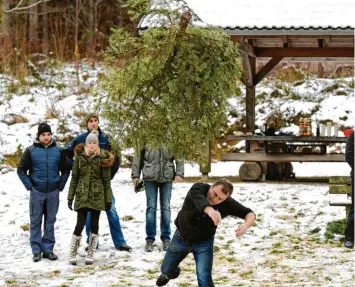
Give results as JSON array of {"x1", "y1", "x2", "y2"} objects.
[{"x1": 0, "y1": 168, "x2": 354, "y2": 287}]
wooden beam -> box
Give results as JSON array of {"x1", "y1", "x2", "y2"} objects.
[
  {"x1": 221, "y1": 153, "x2": 346, "y2": 162},
  {"x1": 226, "y1": 135, "x2": 348, "y2": 143},
  {"x1": 245, "y1": 56, "x2": 256, "y2": 133},
  {"x1": 282, "y1": 36, "x2": 289, "y2": 48},
  {"x1": 318, "y1": 38, "x2": 325, "y2": 48},
  {"x1": 242, "y1": 54, "x2": 253, "y2": 86},
  {"x1": 231, "y1": 36, "x2": 256, "y2": 57},
  {"x1": 254, "y1": 57, "x2": 283, "y2": 85},
  {"x1": 255, "y1": 47, "x2": 354, "y2": 58}
]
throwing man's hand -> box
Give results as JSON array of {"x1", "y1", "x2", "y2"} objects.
[
  {"x1": 204, "y1": 206, "x2": 221, "y2": 226},
  {"x1": 235, "y1": 223, "x2": 248, "y2": 237},
  {"x1": 132, "y1": 178, "x2": 139, "y2": 186}
]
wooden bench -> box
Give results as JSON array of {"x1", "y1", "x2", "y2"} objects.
[{"x1": 329, "y1": 176, "x2": 352, "y2": 217}]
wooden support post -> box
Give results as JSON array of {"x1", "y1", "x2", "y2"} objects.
[
  {"x1": 199, "y1": 139, "x2": 212, "y2": 177},
  {"x1": 245, "y1": 54, "x2": 256, "y2": 133}
]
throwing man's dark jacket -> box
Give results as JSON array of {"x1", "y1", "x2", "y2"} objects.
[
  {"x1": 175, "y1": 183, "x2": 254, "y2": 243},
  {"x1": 17, "y1": 139, "x2": 70, "y2": 192}
]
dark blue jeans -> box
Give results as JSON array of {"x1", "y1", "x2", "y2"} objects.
[
  {"x1": 29, "y1": 189, "x2": 60, "y2": 254},
  {"x1": 85, "y1": 195, "x2": 127, "y2": 247},
  {"x1": 161, "y1": 230, "x2": 214, "y2": 287},
  {"x1": 145, "y1": 181, "x2": 172, "y2": 242}
]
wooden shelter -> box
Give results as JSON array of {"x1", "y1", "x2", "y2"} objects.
[
  {"x1": 139, "y1": 0, "x2": 354, "y2": 132},
  {"x1": 138, "y1": 0, "x2": 354, "y2": 177}
]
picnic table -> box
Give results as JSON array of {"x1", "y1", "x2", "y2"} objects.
[{"x1": 221, "y1": 135, "x2": 347, "y2": 180}]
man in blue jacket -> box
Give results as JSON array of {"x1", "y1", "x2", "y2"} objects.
[
  {"x1": 64, "y1": 113, "x2": 132, "y2": 252},
  {"x1": 18, "y1": 123, "x2": 70, "y2": 262}
]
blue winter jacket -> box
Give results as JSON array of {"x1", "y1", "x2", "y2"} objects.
[
  {"x1": 64, "y1": 128, "x2": 120, "y2": 179},
  {"x1": 17, "y1": 139, "x2": 70, "y2": 192}
]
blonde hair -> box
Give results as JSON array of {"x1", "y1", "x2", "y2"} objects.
[{"x1": 84, "y1": 146, "x2": 100, "y2": 158}]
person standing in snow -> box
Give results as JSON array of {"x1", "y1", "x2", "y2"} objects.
[
  {"x1": 344, "y1": 130, "x2": 354, "y2": 249},
  {"x1": 131, "y1": 147, "x2": 184, "y2": 252},
  {"x1": 67, "y1": 130, "x2": 113, "y2": 265},
  {"x1": 155, "y1": 178, "x2": 256, "y2": 287},
  {"x1": 17, "y1": 123, "x2": 70, "y2": 262},
  {"x1": 64, "y1": 113, "x2": 132, "y2": 252}
]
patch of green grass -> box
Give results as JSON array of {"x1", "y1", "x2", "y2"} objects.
[
  {"x1": 229, "y1": 268, "x2": 237, "y2": 273},
  {"x1": 226, "y1": 257, "x2": 236, "y2": 263},
  {"x1": 321, "y1": 83, "x2": 341, "y2": 94},
  {"x1": 324, "y1": 218, "x2": 346, "y2": 240},
  {"x1": 269, "y1": 231, "x2": 278, "y2": 236},
  {"x1": 272, "y1": 242, "x2": 282, "y2": 248},
  {"x1": 309, "y1": 227, "x2": 321, "y2": 234},
  {"x1": 213, "y1": 245, "x2": 220, "y2": 252},
  {"x1": 72, "y1": 266, "x2": 94, "y2": 274},
  {"x1": 100, "y1": 264, "x2": 115, "y2": 271},
  {"x1": 147, "y1": 269, "x2": 157, "y2": 274},
  {"x1": 293, "y1": 80, "x2": 305, "y2": 87},
  {"x1": 336, "y1": 90, "x2": 347, "y2": 96},
  {"x1": 239, "y1": 270, "x2": 253, "y2": 279},
  {"x1": 3, "y1": 145, "x2": 23, "y2": 167},
  {"x1": 270, "y1": 249, "x2": 283, "y2": 254},
  {"x1": 5, "y1": 280, "x2": 16, "y2": 286}
]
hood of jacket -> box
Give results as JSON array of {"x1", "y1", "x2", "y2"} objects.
[{"x1": 73, "y1": 144, "x2": 114, "y2": 167}]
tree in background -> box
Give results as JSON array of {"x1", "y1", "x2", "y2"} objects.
[
  {"x1": 0, "y1": 0, "x2": 136, "y2": 75},
  {"x1": 97, "y1": 0, "x2": 243, "y2": 161}
]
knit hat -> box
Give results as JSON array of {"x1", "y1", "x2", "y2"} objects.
[
  {"x1": 86, "y1": 130, "x2": 99, "y2": 145},
  {"x1": 37, "y1": 122, "x2": 52, "y2": 137},
  {"x1": 85, "y1": 113, "x2": 99, "y2": 126}
]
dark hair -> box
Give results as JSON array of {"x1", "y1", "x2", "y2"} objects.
[{"x1": 212, "y1": 178, "x2": 233, "y2": 197}]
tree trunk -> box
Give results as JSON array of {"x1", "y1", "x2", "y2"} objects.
[
  {"x1": 86, "y1": 0, "x2": 94, "y2": 59},
  {"x1": 42, "y1": 1, "x2": 49, "y2": 54},
  {"x1": 1, "y1": 0, "x2": 12, "y2": 66},
  {"x1": 29, "y1": 0, "x2": 39, "y2": 53},
  {"x1": 75, "y1": 0, "x2": 80, "y2": 83}
]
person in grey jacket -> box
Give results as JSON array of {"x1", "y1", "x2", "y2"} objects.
[
  {"x1": 345, "y1": 130, "x2": 354, "y2": 248},
  {"x1": 131, "y1": 147, "x2": 184, "y2": 252}
]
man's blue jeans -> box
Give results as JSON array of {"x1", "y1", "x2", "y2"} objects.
[
  {"x1": 29, "y1": 189, "x2": 60, "y2": 254},
  {"x1": 345, "y1": 176, "x2": 354, "y2": 242},
  {"x1": 145, "y1": 181, "x2": 172, "y2": 242},
  {"x1": 161, "y1": 229, "x2": 214, "y2": 287},
  {"x1": 85, "y1": 195, "x2": 127, "y2": 247}
]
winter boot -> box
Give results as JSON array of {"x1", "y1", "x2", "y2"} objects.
[
  {"x1": 85, "y1": 233, "x2": 99, "y2": 265},
  {"x1": 156, "y1": 267, "x2": 181, "y2": 286},
  {"x1": 162, "y1": 240, "x2": 170, "y2": 251},
  {"x1": 69, "y1": 234, "x2": 81, "y2": 265},
  {"x1": 145, "y1": 241, "x2": 154, "y2": 252}
]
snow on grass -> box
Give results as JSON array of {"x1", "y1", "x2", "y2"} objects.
[{"x1": 0, "y1": 168, "x2": 353, "y2": 286}]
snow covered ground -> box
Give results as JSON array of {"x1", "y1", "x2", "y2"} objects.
[
  {"x1": 0, "y1": 63, "x2": 354, "y2": 286},
  {"x1": 0, "y1": 164, "x2": 353, "y2": 287}
]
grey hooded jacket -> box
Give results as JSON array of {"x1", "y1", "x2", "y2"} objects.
[{"x1": 131, "y1": 148, "x2": 184, "y2": 183}]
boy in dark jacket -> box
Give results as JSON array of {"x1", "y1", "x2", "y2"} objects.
[
  {"x1": 156, "y1": 178, "x2": 256, "y2": 287},
  {"x1": 345, "y1": 131, "x2": 354, "y2": 248},
  {"x1": 64, "y1": 113, "x2": 131, "y2": 252},
  {"x1": 17, "y1": 123, "x2": 69, "y2": 262}
]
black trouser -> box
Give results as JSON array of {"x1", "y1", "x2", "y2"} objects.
[
  {"x1": 345, "y1": 174, "x2": 354, "y2": 241},
  {"x1": 74, "y1": 208, "x2": 101, "y2": 236}
]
